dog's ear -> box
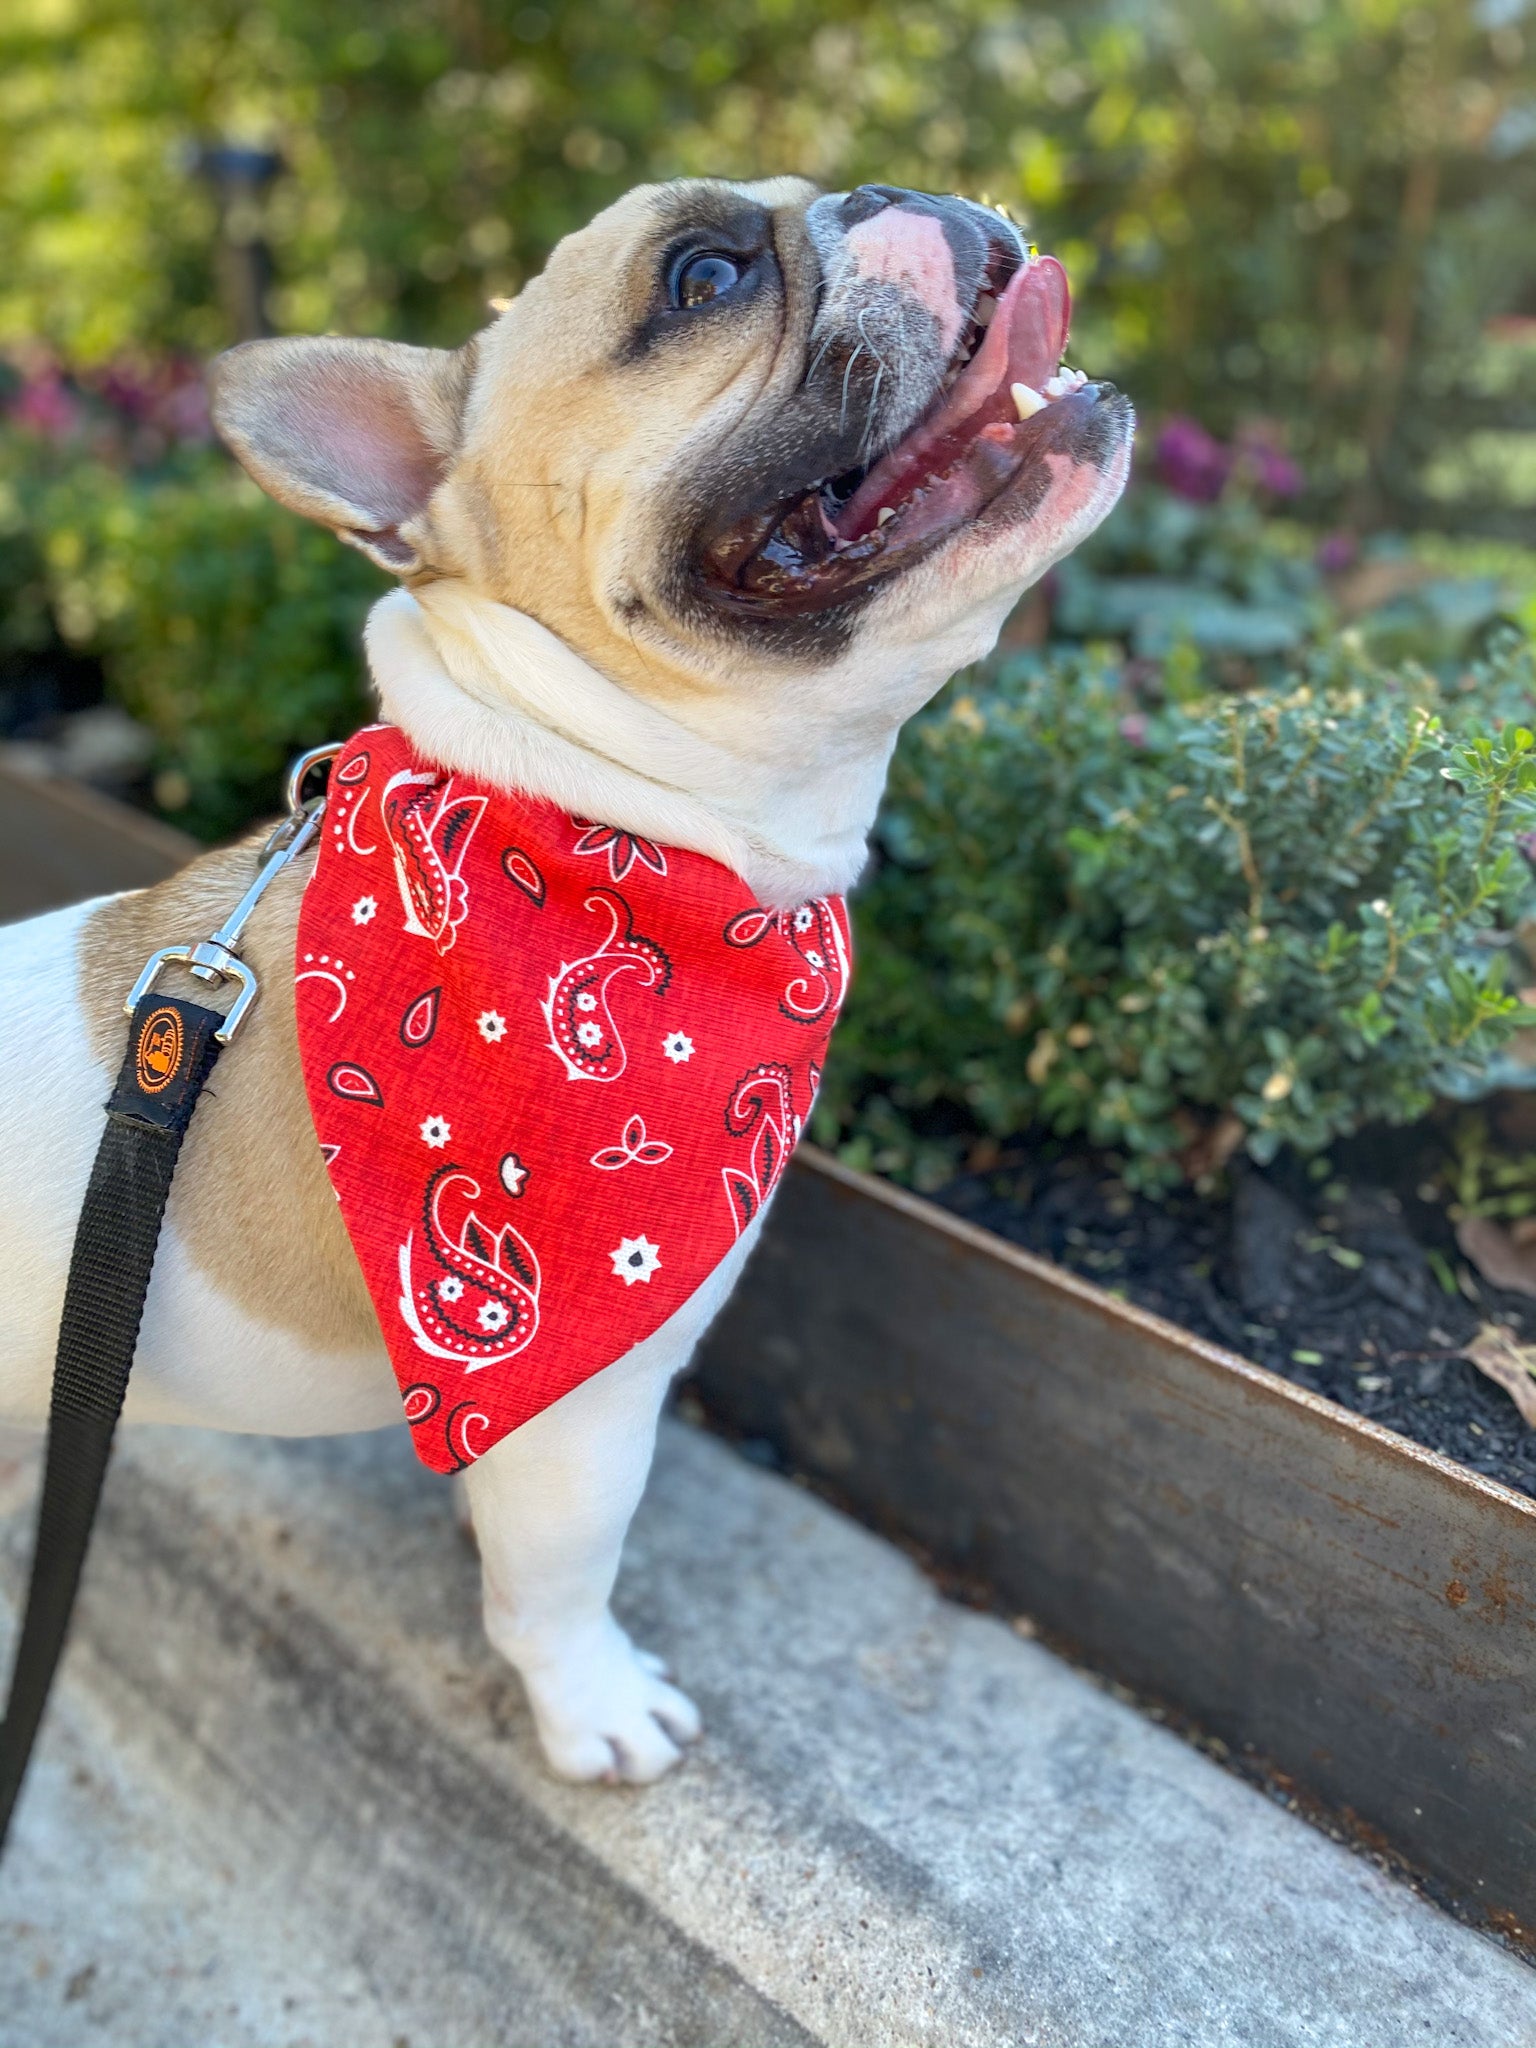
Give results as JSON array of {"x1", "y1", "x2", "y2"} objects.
[{"x1": 208, "y1": 336, "x2": 477, "y2": 576}]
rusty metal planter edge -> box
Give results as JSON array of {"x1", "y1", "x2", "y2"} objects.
[{"x1": 691, "y1": 1146, "x2": 1536, "y2": 1932}]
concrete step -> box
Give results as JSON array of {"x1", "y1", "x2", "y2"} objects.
[{"x1": 2, "y1": 1416, "x2": 1534, "y2": 2048}]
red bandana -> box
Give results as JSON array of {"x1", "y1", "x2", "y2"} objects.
[{"x1": 294, "y1": 725, "x2": 850, "y2": 1473}]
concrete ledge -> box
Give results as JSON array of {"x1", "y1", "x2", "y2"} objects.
[
  {"x1": 0, "y1": 763, "x2": 194, "y2": 925},
  {"x1": 2, "y1": 1419, "x2": 1534, "y2": 2046}
]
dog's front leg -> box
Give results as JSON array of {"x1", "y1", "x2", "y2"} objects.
[{"x1": 460, "y1": 1335, "x2": 702, "y2": 1784}]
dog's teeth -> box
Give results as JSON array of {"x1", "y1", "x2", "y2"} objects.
[
  {"x1": 1043, "y1": 374, "x2": 1069, "y2": 399},
  {"x1": 1044, "y1": 366, "x2": 1088, "y2": 399},
  {"x1": 1011, "y1": 382, "x2": 1047, "y2": 420},
  {"x1": 974, "y1": 293, "x2": 997, "y2": 328},
  {"x1": 875, "y1": 505, "x2": 897, "y2": 526}
]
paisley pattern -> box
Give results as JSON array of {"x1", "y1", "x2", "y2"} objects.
[
  {"x1": 501, "y1": 845, "x2": 547, "y2": 906},
  {"x1": 721, "y1": 1063, "x2": 801, "y2": 1235},
  {"x1": 724, "y1": 898, "x2": 850, "y2": 1023},
  {"x1": 399, "y1": 986, "x2": 441, "y2": 1048},
  {"x1": 540, "y1": 890, "x2": 671, "y2": 1081},
  {"x1": 397, "y1": 1165, "x2": 541, "y2": 1370},
  {"x1": 381, "y1": 769, "x2": 487, "y2": 953},
  {"x1": 296, "y1": 724, "x2": 849, "y2": 1474},
  {"x1": 326, "y1": 1060, "x2": 383, "y2": 1106}
]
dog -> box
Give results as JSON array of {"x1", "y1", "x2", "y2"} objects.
[{"x1": 0, "y1": 178, "x2": 1131, "y2": 1783}]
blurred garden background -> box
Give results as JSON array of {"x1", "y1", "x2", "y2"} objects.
[{"x1": 4, "y1": 0, "x2": 1536, "y2": 1207}]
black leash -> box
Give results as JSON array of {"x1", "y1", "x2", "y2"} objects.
[{"x1": 0, "y1": 745, "x2": 336, "y2": 1859}]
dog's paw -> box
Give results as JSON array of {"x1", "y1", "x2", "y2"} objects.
[{"x1": 501, "y1": 1612, "x2": 702, "y2": 1784}]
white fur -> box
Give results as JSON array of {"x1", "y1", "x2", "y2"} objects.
[{"x1": 370, "y1": 579, "x2": 1010, "y2": 911}]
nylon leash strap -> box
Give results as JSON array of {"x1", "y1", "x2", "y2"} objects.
[{"x1": 0, "y1": 744, "x2": 336, "y2": 1859}]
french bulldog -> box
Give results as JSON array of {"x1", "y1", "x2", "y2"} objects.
[{"x1": 0, "y1": 178, "x2": 1131, "y2": 1782}]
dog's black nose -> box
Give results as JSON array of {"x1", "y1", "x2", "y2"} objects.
[{"x1": 837, "y1": 184, "x2": 916, "y2": 229}]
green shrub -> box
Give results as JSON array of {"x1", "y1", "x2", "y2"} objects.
[
  {"x1": 0, "y1": 438, "x2": 382, "y2": 837},
  {"x1": 819, "y1": 632, "x2": 1536, "y2": 1191}
]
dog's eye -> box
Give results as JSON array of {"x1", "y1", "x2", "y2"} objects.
[{"x1": 673, "y1": 252, "x2": 742, "y2": 309}]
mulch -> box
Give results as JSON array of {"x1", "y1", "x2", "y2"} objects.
[{"x1": 932, "y1": 1126, "x2": 1536, "y2": 1499}]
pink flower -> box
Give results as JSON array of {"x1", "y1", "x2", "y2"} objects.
[{"x1": 11, "y1": 373, "x2": 81, "y2": 441}]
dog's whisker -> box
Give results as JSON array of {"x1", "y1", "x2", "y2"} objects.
[
  {"x1": 805, "y1": 326, "x2": 839, "y2": 388},
  {"x1": 854, "y1": 309, "x2": 898, "y2": 456},
  {"x1": 861, "y1": 362, "x2": 886, "y2": 457},
  {"x1": 839, "y1": 342, "x2": 865, "y2": 432}
]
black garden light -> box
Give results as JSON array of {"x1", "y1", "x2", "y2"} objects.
[{"x1": 194, "y1": 144, "x2": 283, "y2": 342}]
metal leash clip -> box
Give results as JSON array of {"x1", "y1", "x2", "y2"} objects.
[{"x1": 123, "y1": 741, "x2": 342, "y2": 1045}]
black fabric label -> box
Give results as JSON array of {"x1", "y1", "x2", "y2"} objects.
[{"x1": 107, "y1": 994, "x2": 226, "y2": 1136}]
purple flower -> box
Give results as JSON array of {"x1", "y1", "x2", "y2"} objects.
[
  {"x1": 1118, "y1": 712, "x2": 1149, "y2": 748},
  {"x1": 1154, "y1": 416, "x2": 1231, "y2": 503},
  {"x1": 92, "y1": 359, "x2": 161, "y2": 422},
  {"x1": 1315, "y1": 530, "x2": 1359, "y2": 575},
  {"x1": 1234, "y1": 421, "x2": 1304, "y2": 500},
  {"x1": 91, "y1": 356, "x2": 214, "y2": 444},
  {"x1": 1254, "y1": 447, "x2": 1303, "y2": 498}
]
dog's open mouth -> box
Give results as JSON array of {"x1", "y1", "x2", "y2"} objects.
[{"x1": 699, "y1": 245, "x2": 1108, "y2": 617}]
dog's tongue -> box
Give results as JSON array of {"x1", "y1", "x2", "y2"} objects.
[{"x1": 832, "y1": 253, "x2": 1071, "y2": 541}]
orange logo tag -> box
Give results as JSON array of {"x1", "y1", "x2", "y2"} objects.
[{"x1": 136, "y1": 1006, "x2": 184, "y2": 1094}]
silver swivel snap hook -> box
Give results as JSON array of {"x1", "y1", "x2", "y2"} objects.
[{"x1": 123, "y1": 741, "x2": 343, "y2": 1044}]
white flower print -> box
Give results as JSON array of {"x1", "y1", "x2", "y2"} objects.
[
  {"x1": 438, "y1": 1275, "x2": 464, "y2": 1302},
  {"x1": 477, "y1": 1300, "x2": 510, "y2": 1332},
  {"x1": 662, "y1": 1031, "x2": 694, "y2": 1065},
  {"x1": 793, "y1": 906, "x2": 815, "y2": 932},
  {"x1": 420, "y1": 1114, "x2": 451, "y2": 1149},
  {"x1": 575, "y1": 990, "x2": 597, "y2": 1011},
  {"x1": 478, "y1": 1009, "x2": 507, "y2": 1043},
  {"x1": 499, "y1": 1152, "x2": 529, "y2": 1198},
  {"x1": 577, "y1": 1020, "x2": 603, "y2": 1048},
  {"x1": 610, "y1": 1235, "x2": 662, "y2": 1286},
  {"x1": 351, "y1": 894, "x2": 378, "y2": 926},
  {"x1": 805, "y1": 949, "x2": 825, "y2": 969}
]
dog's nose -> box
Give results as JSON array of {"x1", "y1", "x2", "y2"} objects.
[
  {"x1": 837, "y1": 184, "x2": 916, "y2": 230},
  {"x1": 834, "y1": 187, "x2": 971, "y2": 353}
]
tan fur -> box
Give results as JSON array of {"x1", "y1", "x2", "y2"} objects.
[
  {"x1": 79, "y1": 840, "x2": 379, "y2": 1352},
  {"x1": 211, "y1": 178, "x2": 824, "y2": 708},
  {"x1": 434, "y1": 181, "x2": 821, "y2": 701}
]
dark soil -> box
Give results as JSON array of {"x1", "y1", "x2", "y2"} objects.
[{"x1": 931, "y1": 1121, "x2": 1536, "y2": 1500}]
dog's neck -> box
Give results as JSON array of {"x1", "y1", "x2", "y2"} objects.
[{"x1": 365, "y1": 583, "x2": 903, "y2": 908}]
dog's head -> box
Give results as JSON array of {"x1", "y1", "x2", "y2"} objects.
[{"x1": 212, "y1": 177, "x2": 1132, "y2": 716}]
